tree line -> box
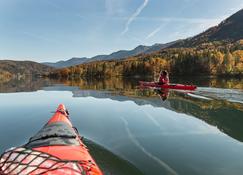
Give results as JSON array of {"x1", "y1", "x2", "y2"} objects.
[{"x1": 49, "y1": 40, "x2": 243, "y2": 78}]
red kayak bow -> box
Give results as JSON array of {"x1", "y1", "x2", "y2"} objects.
[{"x1": 0, "y1": 104, "x2": 103, "y2": 175}]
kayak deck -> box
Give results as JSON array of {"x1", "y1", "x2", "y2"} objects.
[{"x1": 0, "y1": 104, "x2": 103, "y2": 175}]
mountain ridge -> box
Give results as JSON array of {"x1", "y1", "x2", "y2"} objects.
[
  {"x1": 43, "y1": 41, "x2": 177, "y2": 68},
  {"x1": 43, "y1": 57, "x2": 88, "y2": 68}
]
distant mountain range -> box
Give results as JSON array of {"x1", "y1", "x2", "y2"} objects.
[
  {"x1": 43, "y1": 57, "x2": 88, "y2": 68},
  {"x1": 43, "y1": 41, "x2": 177, "y2": 68}
]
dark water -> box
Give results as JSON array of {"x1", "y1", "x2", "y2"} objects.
[{"x1": 0, "y1": 77, "x2": 243, "y2": 175}]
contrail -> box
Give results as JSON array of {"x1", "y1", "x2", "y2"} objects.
[
  {"x1": 146, "y1": 24, "x2": 164, "y2": 39},
  {"x1": 145, "y1": 16, "x2": 224, "y2": 39},
  {"x1": 145, "y1": 0, "x2": 199, "y2": 40},
  {"x1": 121, "y1": 116, "x2": 179, "y2": 175},
  {"x1": 121, "y1": 0, "x2": 149, "y2": 35}
]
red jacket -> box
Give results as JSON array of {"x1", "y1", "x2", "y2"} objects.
[{"x1": 159, "y1": 75, "x2": 169, "y2": 84}]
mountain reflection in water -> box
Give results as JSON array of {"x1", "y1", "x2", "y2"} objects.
[
  {"x1": 0, "y1": 77, "x2": 243, "y2": 143},
  {"x1": 1, "y1": 76, "x2": 243, "y2": 175}
]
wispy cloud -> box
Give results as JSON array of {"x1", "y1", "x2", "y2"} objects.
[
  {"x1": 145, "y1": 17, "x2": 224, "y2": 39},
  {"x1": 121, "y1": 0, "x2": 149, "y2": 35},
  {"x1": 144, "y1": 0, "x2": 198, "y2": 40},
  {"x1": 146, "y1": 24, "x2": 163, "y2": 39}
]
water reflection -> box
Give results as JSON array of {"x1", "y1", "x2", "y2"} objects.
[
  {"x1": 1, "y1": 76, "x2": 243, "y2": 92},
  {"x1": 0, "y1": 77, "x2": 53, "y2": 93},
  {"x1": 85, "y1": 139, "x2": 144, "y2": 175},
  {"x1": 0, "y1": 77, "x2": 243, "y2": 143},
  {"x1": 154, "y1": 89, "x2": 170, "y2": 101},
  {"x1": 0, "y1": 77, "x2": 243, "y2": 175}
]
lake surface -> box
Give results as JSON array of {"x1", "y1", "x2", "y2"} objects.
[{"x1": 0, "y1": 77, "x2": 243, "y2": 175}]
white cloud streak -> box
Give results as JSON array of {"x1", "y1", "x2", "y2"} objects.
[
  {"x1": 121, "y1": 0, "x2": 149, "y2": 35},
  {"x1": 146, "y1": 25, "x2": 163, "y2": 39},
  {"x1": 145, "y1": 16, "x2": 224, "y2": 39}
]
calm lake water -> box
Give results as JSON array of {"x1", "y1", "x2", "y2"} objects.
[{"x1": 0, "y1": 77, "x2": 243, "y2": 175}]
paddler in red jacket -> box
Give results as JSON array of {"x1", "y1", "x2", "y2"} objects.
[{"x1": 158, "y1": 70, "x2": 169, "y2": 85}]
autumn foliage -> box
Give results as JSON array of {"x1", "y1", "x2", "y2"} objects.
[{"x1": 49, "y1": 40, "x2": 243, "y2": 78}]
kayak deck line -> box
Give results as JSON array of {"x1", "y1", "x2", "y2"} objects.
[{"x1": 0, "y1": 104, "x2": 103, "y2": 175}]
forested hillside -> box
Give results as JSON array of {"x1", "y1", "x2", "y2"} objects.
[
  {"x1": 49, "y1": 40, "x2": 243, "y2": 78},
  {"x1": 0, "y1": 60, "x2": 52, "y2": 81}
]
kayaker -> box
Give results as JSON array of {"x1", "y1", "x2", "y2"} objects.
[{"x1": 158, "y1": 70, "x2": 169, "y2": 85}]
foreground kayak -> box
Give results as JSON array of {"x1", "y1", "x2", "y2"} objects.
[
  {"x1": 0, "y1": 104, "x2": 103, "y2": 175},
  {"x1": 139, "y1": 81, "x2": 197, "y2": 91}
]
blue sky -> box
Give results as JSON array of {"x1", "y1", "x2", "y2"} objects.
[{"x1": 0, "y1": 0, "x2": 242, "y2": 62}]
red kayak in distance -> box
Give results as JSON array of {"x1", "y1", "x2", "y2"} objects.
[
  {"x1": 139, "y1": 81, "x2": 197, "y2": 91},
  {"x1": 0, "y1": 104, "x2": 103, "y2": 175}
]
